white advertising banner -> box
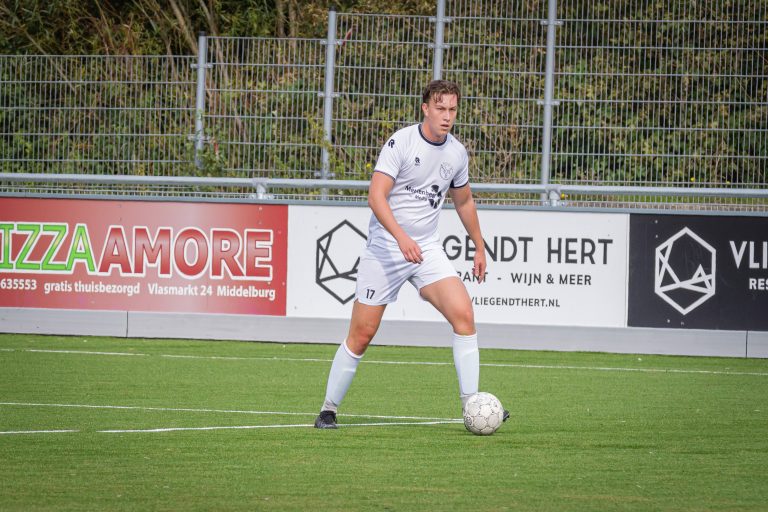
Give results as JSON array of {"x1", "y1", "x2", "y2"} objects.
[{"x1": 287, "y1": 205, "x2": 629, "y2": 327}]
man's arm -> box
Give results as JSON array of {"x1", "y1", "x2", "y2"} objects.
[
  {"x1": 449, "y1": 185, "x2": 486, "y2": 282},
  {"x1": 368, "y1": 171, "x2": 423, "y2": 263}
]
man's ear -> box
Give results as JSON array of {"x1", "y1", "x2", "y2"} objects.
[{"x1": 421, "y1": 102, "x2": 428, "y2": 116}]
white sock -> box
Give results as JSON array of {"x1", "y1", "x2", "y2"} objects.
[
  {"x1": 321, "y1": 340, "x2": 362, "y2": 413},
  {"x1": 453, "y1": 332, "x2": 479, "y2": 407}
]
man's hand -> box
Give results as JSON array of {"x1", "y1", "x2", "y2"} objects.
[
  {"x1": 473, "y1": 246, "x2": 487, "y2": 282},
  {"x1": 449, "y1": 186, "x2": 486, "y2": 283},
  {"x1": 397, "y1": 234, "x2": 423, "y2": 264}
]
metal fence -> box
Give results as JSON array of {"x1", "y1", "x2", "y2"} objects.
[
  {"x1": 204, "y1": 37, "x2": 326, "y2": 180},
  {"x1": 0, "y1": 55, "x2": 196, "y2": 175},
  {"x1": 1, "y1": 0, "x2": 766, "y2": 210},
  {"x1": 550, "y1": 0, "x2": 768, "y2": 209}
]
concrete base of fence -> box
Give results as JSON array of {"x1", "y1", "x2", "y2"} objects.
[
  {"x1": 0, "y1": 307, "x2": 127, "y2": 338},
  {"x1": 1, "y1": 307, "x2": 761, "y2": 359},
  {"x1": 746, "y1": 331, "x2": 768, "y2": 358}
]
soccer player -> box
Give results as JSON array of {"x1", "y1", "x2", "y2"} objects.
[{"x1": 314, "y1": 80, "x2": 507, "y2": 429}]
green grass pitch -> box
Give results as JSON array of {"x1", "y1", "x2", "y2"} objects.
[{"x1": 1, "y1": 333, "x2": 767, "y2": 511}]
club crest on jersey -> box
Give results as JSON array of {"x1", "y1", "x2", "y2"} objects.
[
  {"x1": 415, "y1": 157, "x2": 421, "y2": 166},
  {"x1": 439, "y1": 162, "x2": 453, "y2": 180}
]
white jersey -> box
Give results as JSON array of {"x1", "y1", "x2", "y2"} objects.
[{"x1": 368, "y1": 123, "x2": 469, "y2": 247}]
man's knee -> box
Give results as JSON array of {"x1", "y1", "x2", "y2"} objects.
[
  {"x1": 450, "y1": 307, "x2": 475, "y2": 335},
  {"x1": 350, "y1": 323, "x2": 377, "y2": 344},
  {"x1": 347, "y1": 320, "x2": 379, "y2": 354},
  {"x1": 346, "y1": 301, "x2": 387, "y2": 355}
]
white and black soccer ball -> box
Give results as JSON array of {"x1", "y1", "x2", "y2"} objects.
[{"x1": 463, "y1": 392, "x2": 504, "y2": 436}]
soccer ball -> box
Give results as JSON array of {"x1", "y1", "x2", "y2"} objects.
[{"x1": 463, "y1": 392, "x2": 504, "y2": 436}]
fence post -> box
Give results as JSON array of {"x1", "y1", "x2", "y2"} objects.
[
  {"x1": 320, "y1": 9, "x2": 339, "y2": 200},
  {"x1": 431, "y1": 0, "x2": 447, "y2": 80},
  {"x1": 193, "y1": 32, "x2": 208, "y2": 169},
  {"x1": 539, "y1": 0, "x2": 561, "y2": 205}
]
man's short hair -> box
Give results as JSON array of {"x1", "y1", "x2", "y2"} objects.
[{"x1": 422, "y1": 80, "x2": 461, "y2": 105}]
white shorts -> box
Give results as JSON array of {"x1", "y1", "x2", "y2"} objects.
[{"x1": 355, "y1": 241, "x2": 457, "y2": 305}]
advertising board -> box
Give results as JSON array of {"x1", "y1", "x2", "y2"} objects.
[
  {"x1": 0, "y1": 198, "x2": 287, "y2": 315},
  {"x1": 287, "y1": 205, "x2": 629, "y2": 327},
  {"x1": 628, "y1": 214, "x2": 768, "y2": 330}
]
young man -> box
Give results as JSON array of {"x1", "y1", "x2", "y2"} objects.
[{"x1": 315, "y1": 80, "x2": 506, "y2": 429}]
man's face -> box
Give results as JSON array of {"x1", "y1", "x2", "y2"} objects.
[{"x1": 421, "y1": 93, "x2": 458, "y2": 142}]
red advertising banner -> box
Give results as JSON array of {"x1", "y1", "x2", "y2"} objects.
[{"x1": 0, "y1": 198, "x2": 287, "y2": 315}]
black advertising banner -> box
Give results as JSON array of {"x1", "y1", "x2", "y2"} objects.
[{"x1": 628, "y1": 214, "x2": 768, "y2": 331}]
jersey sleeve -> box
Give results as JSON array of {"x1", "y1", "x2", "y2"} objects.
[
  {"x1": 450, "y1": 147, "x2": 470, "y2": 188},
  {"x1": 374, "y1": 135, "x2": 402, "y2": 180}
]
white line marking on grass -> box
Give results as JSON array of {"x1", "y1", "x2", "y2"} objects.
[
  {"x1": 0, "y1": 420, "x2": 461, "y2": 435},
  {"x1": 478, "y1": 363, "x2": 768, "y2": 377},
  {"x1": 359, "y1": 359, "x2": 768, "y2": 377},
  {"x1": 161, "y1": 354, "x2": 332, "y2": 363},
  {"x1": 26, "y1": 349, "x2": 147, "y2": 357},
  {"x1": 0, "y1": 402, "x2": 456, "y2": 422},
  {"x1": 100, "y1": 424, "x2": 313, "y2": 433},
  {"x1": 367, "y1": 360, "x2": 768, "y2": 377},
  {"x1": 340, "y1": 420, "x2": 462, "y2": 427},
  {"x1": 4, "y1": 347, "x2": 768, "y2": 377},
  {"x1": 0, "y1": 348, "x2": 147, "y2": 357},
  {"x1": 100, "y1": 419, "x2": 461, "y2": 433},
  {"x1": 0, "y1": 429, "x2": 79, "y2": 435}
]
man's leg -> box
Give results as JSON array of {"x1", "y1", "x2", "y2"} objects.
[
  {"x1": 315, "y1": 300, "x2": 386, "y2": 429},
  {"x1": 419, "y1": 277, "x2": 479, "y2": 407},
  {"x1": 420, "y1": 277, "x2": 509, "y2": 422}
]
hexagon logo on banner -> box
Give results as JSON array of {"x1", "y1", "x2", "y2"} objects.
[
  {"x1": 654, "y1": 227, "x2": 716, "y2": 315},
  {"x1": 315, "y1": 220, "x2": 367, "y2": 304}
]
